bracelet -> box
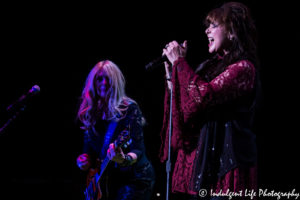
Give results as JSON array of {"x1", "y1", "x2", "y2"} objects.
[{"x1": 120, "y1": 154, "x2": 134, "y2": 166}]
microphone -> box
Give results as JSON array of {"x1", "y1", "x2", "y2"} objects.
[
  {"x1": 6, "y1": 85, "x2": 41, "y2": 112},
  {"x1": 145, "y1": 55, "x2": 168, "y2": 71},
  {"x1": 145, "y1": 41, "x2": 186, "y2": 71}
]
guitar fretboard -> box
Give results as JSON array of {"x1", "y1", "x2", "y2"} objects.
[{"x1": 98, "y1": 156, "x2": 110, "y2": 182}]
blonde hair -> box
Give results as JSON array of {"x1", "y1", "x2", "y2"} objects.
[{"x1": 78, "y1": 60, "x2": 130, "y2": 129}]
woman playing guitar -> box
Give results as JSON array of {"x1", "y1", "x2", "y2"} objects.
[{"x1": 76, "y1": 60, "x2": 155, "y2": 200}]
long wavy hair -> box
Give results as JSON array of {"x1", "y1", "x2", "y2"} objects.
[
  {"x1": 78, "y1": 60, "x2": 131, "y2": 129},
  {"x1": 199, "y1": 2, "x2": 258, "y2": 80}
]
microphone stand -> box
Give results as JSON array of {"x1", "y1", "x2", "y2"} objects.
[
  {"x1": 166, "y1": 79, "x2": 173, "y2": 200},
  {"x1": 0, "y1": 105, "x2": 26, "y2": 135},
  {"x1": 0, "y1": 85, "x2": 40, "y2": 135}
]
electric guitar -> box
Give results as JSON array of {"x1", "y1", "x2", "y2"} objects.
[{"x1": 84, "y1": 127, "x2": 131, "y2": 200}]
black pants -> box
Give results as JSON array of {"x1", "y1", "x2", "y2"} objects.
[
  {"x1": 106, "y1": 162, "x2": 155, "y2": 200},
  {"x1": 112, "y1": 179, "x2": 155, "y2": 200}
]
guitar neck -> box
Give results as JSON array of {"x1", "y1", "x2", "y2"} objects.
[{"x1": 97, "y1": 156, "x2": 110, "y2": 182}]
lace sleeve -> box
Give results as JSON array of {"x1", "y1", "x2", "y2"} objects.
[
  {"x1": 173, "y1": 58, "x2": 255, "y2": 122},
  {"x1": 125, "y1": 104, "x2": 145, "y2": 159}
]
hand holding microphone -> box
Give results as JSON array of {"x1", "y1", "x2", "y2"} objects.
[
  {"x1": 163, "y1": 40, "x2": 188, "y2": 66},
  {"x1": 145, "y1": 40, "x2": 188, "y2": 70},
  {"x1": 163, "y1": 40, "x2": 187, "y2": 90}
]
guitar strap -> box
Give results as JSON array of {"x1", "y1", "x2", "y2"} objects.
[{"x1": 100, "y1": 120, "x2": 118, "y2": 160}]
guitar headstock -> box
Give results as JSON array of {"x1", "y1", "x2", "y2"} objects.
[{"x1": 114, "y1": 126, "x2": 131, "y2": 149}]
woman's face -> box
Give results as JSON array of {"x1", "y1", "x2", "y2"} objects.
[
  {"x1": 94, "y1": 70, "x2": 110, "y2": 99},
  {"x1": 205, "y1": 22, "x2": 230, "y2": 54}
]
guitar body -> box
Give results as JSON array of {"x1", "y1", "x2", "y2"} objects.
[{"x1": 85, "y1": 167, "x2": 103, "y2": 200}]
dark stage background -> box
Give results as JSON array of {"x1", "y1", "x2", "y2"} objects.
[{"x1": 0, "y1": 1, "x2": 299, "y2": 199}]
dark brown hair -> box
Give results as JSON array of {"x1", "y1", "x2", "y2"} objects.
[{"x1": 200, "y1": 2, "x2": 258, "y2": 80}]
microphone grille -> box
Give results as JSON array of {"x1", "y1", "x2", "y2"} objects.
[{"x1": 30, "y1": 85, "x2": 41, "y2": 93}]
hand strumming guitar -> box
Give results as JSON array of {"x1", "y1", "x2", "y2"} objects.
[{"x1": 77, "y1": 153, "x2": 91, "y2": 171}]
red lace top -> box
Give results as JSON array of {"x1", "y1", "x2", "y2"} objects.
[{"x1": 159, "y1": 57, "x2": 257, "y2": 196}]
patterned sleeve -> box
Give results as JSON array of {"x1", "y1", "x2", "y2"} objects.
[
  {"x1": 125, "y1": 103, "x2": 145, "y2": 159},
  {"x1": 172, "y1": 58, "x2": 256, "y2": 123}
]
